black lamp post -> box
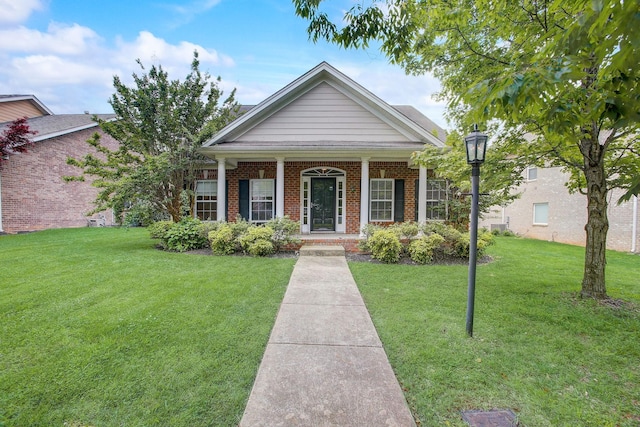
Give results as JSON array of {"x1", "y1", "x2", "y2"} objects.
[{"x1": 464, "y1": 124, "x2": 488, "y2": 337}]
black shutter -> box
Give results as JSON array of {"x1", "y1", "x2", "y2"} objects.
[
  {"x1": 239, "y1": 179, "x2": 249, "y2": 220},
  {"x1": 394, "y1": 179, "x2": 405, "y2": 222},
  {"x1": 225, "y1": 180, "x2": 229, "y2": 220},
  {"x1": 415, "y1": 179, "x2": 419, "y2": 221}
]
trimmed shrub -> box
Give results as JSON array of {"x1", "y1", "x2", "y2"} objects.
[
  {"x1": 163, "y1": 217, "x2": 209, "y2": 252},
  {"x1": 368, "y1": 229, "x2": 402, "y2": 263},
  {"x1": 358, "y1": 223, "x2": 382, "y2": 252},
  {"x1": 239, "y1": 226, "x2": 275, "y2": 256},
  {"x1": 208, "y1": 224, "x2": 236, "y2": 255},
  {"x1": 266, "y1": 216, "x2": 300, "y2": 251},
  {"x1": 409, "y1": 234, "x2": 445, "y2": 264},
  {"x1": 230, "y1": 215, "x2": 252, "y2": 239},
  {"x1": 148, "y1": 220, "x2": 173, "y2": 239}
]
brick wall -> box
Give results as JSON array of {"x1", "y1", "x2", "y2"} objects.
[
  {"x1": 479, "y1": 166, "x2": 640, "y2": 253},
  {"x1": 197, "y1": 160, "x2": 420, "y2": 234},
  {"x1": 1, "y1": 128, "x2": 120, "y2": 233}
]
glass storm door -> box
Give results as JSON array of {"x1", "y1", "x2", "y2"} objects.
[{"x1": 311, "y1": 178, "x2": 336, "y2": 231}]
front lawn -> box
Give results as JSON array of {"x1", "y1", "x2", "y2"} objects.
[
  {"x1": 350, "y1": 237, "x2": 640, "y2": 426},
  {"x1": 0, "y1": 227, "x2": 295, "y2": 427}
]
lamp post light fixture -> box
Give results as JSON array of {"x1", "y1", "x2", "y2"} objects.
[{"x1": 464, "y1": 124, "x2": 488, "y2": 337}]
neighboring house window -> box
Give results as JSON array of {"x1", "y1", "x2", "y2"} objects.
[
  {"x1": 533, "y1": 202, "x2": 549, "y2": 225},
  {"x1": 527, "y1": 166, "x2": 538, "y2": 181},
  {"x1": 195, "y1": 180, "x2": 217, "y2": 221},
  {"x1": 250, "y1": 179, "x2": 274, "y2": 223},
  {"x1": 426, "y1": 179, "x2": 448, "y2": 220},
  {"x1": 370, "y1": 179, "x2": 394, "y2": 221}
]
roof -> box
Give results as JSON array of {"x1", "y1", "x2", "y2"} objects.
[
  {"x1": 203, "y1": 62, "x2": 446, "y2": 151},
  {"x1": 0, "y1": 94, "x2": 53, "y2": 116},
  {"x1": 0, "y1": 114, "x2": 116, "y2": 142}
]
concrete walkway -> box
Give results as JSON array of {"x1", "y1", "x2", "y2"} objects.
[{"x1": 240, "y1": 246, "x2": 416, "y2": 426}]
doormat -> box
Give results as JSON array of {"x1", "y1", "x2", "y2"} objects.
[{"x1": 461, "y1": 409, "x2": 517, "y2": 426}]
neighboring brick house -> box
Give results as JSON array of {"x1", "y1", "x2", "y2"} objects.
[
  {"x1": 197, "y1": 62, "x2": 448, "y2": 236},
  {"x1": 480, "y1": 166, "x2": 640, "y2": 253},
  {"x1": 0, "y1": 95, "x2": 118, "y2": 233}
]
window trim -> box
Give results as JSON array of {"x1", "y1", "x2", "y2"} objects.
[
  {"x1": 249, "y1": 179, "x2": 275, "y2": 224},
  {"x1": 194, "y1": 179, "x2": 217, "y2": 221},
  {"x1": 369, "y1": 178, "x2": 395, "y2": 222},
  {"x1": 533, "y1": 202, "x2": 549, "y2": 225}
]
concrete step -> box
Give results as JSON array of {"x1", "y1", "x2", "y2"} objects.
[{"x1": 299, "y1": 245, "x2": 345, "y2": 257}]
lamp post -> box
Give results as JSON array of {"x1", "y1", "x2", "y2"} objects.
[{"x1": 464, "y1": 124, "x2": 488, "y2": 337}]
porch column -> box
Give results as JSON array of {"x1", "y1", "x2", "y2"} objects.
[
  {"x1": 276, "y1": 157, "x2": 285, "y2": 218},
  {"x1": 360, "y1": 157, "x2": 370, "y2": 236},
  {"x1": 418, "y1": 165, "x2": 427, "y2": 223},
  {"x1": 217, "y1": 157, "x2": 226, "y2": 221}
]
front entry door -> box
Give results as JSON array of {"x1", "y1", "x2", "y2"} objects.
[{"x1": 311, "y1": 178, "x2": 336, "y2": 231}]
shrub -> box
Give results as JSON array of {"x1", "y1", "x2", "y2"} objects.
[
  {"x1": 230, "y1": 215, "x2": 252, "y2": 239},
  {"x1": 163, "y1": 217, "x2": 209, "y2": 252},
  {"x1": 358, "y1": 223, "x2": 382, "y2": 252},
  {"x1": 148, "y1": 220, "x2": 173, "y2": 239},
  {"x1": 397, "y1": 221, "x2": 420, "y2": 239},
  {"x1": 368, "y1": 229, "x2": 402, "y2": 263},
  {"x1": 208, "y1": 224, "x2": 236, "y2": 255},
  {"x1": 409, "y1": 234, "x2": 445, "y2": 264},
  {"x1": 266, "y1": 216, "x2": 300, "y2": 251},
  {"x1": 239, "y1": 226, "x2": 275, "y2": 256}
]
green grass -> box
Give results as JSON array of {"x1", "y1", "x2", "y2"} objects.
[
  {"x1": 0, "y1": 227, "x2": 295, "y2": 427},
  {"x1": 350, "y1": 237, "x2": 640, "y2": 426}
]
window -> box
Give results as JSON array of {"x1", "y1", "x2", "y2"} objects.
[
  {"x1": 533, "y1": 203, "x2": 549, "y2": 225},
  {"x1": 527, "y1": 166, "x2": 538, "y2": 181},
  {"x1": 426, "y1": 179, "x2": 448, "y2": 220},
  {"x1": 251, "y1": 179, "x2": 274, "y2": 223},
  {"x1": 370, "y1": 179, "x2": 394, "y2": 221},
  {"x1": 195, "y1": 180, "x2": 217, "y2": 221}
]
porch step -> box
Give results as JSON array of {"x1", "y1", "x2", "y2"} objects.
[{"x1": 299, "y1": 245, "x2": 345, "y2": 257}]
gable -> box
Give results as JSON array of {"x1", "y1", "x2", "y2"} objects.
[{"x1": 235, "y1": 82, "x2": 412, "y2": 143}]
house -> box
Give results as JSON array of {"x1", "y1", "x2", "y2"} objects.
[
  {"x1": 479, "y1": 165, "x2": 640, "y2": 253},
  {"x1": 198, "y1": 62, "x2": 447, "y2": 237},
  {"x1": 0, "y1": 95, "x2": 118, "y2": 233}
]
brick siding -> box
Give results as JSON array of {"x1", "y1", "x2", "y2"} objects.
[{"x1": 1, "y1": 128, "x2": 120, "y2": 233}]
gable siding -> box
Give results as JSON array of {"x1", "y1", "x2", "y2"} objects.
[
  {"x1": 0, "y1": 100, "x2": 46, "y2": 122},
  {"x1": 236, "y1": 82, "x2": 411, "y2": 143}
]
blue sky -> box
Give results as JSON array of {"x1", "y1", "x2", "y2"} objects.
[{"x1": 0, "y1": 0, "x2": 447, "y2": 127}]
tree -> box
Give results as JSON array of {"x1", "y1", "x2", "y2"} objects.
[
  {"x1": 294, "y1": 0, "x2": 640, "y2": 299},
  {"x1": 0, "y1": 117, "x2": 37, "y2": 167},
  {"x1": 67, "y1": 51, "x2": 238, "y2": 222}
]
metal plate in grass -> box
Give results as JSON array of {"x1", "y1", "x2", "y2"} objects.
[{"x1": 461, "y1": 409, "x2": 517, "y2": 426}]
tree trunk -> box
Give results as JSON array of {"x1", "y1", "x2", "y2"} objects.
[{"x1": 580, "y1": 133, "x2": 609, "y2": 299}]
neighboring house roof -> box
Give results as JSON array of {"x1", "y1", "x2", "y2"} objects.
[
  {"x1": 0, "y1": 114, "x2": 116, "y2": 142},
  {"x1": 0, "y1": 94, "x2": 53, "y2": 117},
  {"x1": 202, "y1": 62, "x2": 446, "y2": 161}
]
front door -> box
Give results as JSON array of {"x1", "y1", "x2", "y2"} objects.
[{"x1": 311, "y1": 178, "x2": 336, "y2": 231}]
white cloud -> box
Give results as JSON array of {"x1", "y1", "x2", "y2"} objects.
[
  {"x1": 9, "y1": 55, "x2": 116, "y2": 85},
  {"x1": 114, "y1": 31, "x2": 234, "y2": 72},
  {"x1": 0, "y1": 22, "x2": 101, "y2": 55},
  {"x1": 0, "y1": 0, "x2": 44, "y2": 25}
]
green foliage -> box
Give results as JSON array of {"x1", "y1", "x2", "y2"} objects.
[
  {"x1": 408, "y1": 233, "x2": 445, "y2": 264},
  {"x1": 147, "y1": 220, "x2": 173, "y2": 239},
  {"x1": 66, "y1": 51, "x2": 239, "y2": 222},
  {"x1": 389, "y1": 221, "x2": 420, "y2": 239},
  {"x1": 162, "y1": 217, "x2": 209, "y2": 252},
  {"x1": 266, "y1": 216, "x2": 301, "y2": 251},
  {"x1": 368, "y1": 229, "x2": 402, "y2": 263},
  {"x1": 239, "y1": 226, "x2": 275, "y2": 256},
  {"x1": 208, "y1": 224, "x2": 236, "y2": 255},
  {"x1": 122, "y1": 200, "x2": 168, "y2": 227},
  {"x1": 358, "y1": 223, "x2": 382, "y2": 251},
  {"x1": 294, "y1": 0, "x2": 640, "y2": 297}
]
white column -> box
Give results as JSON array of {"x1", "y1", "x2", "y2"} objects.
[
  {"x1": 359, "y1": 158, "x2": 370, "y2": 236},
  {"x1": 276, "y1": 157, "x2": 285, "y2": 218},
  {"x1": 418, "y1": 165, "x2": 427, "y2": 223},
  {"x1": 216, "y1": 157, "x2": 226, "y2": 221}
]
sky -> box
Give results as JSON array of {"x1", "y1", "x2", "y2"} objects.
[{"x1": 0, "y1": 0, "x2": 447, "y2": 128}]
